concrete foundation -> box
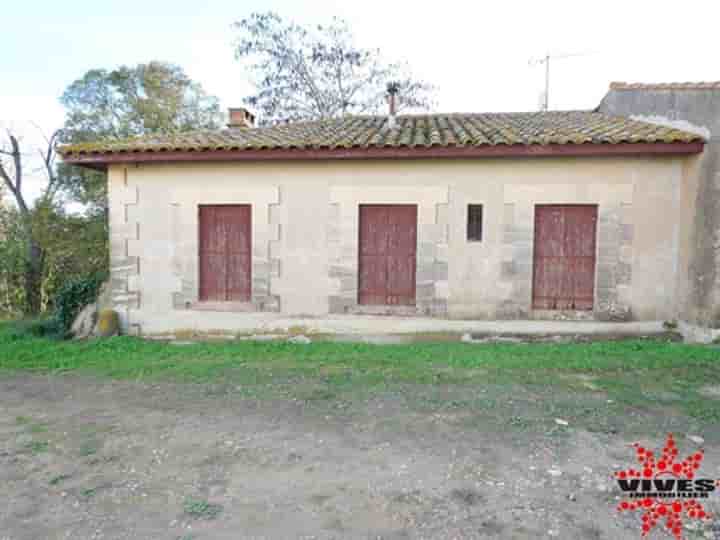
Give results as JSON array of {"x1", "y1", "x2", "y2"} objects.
[{"x1": 141, "y1": 312, "x2": 667, "y2": 338}]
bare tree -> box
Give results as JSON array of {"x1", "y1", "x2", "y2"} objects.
[
  {"x1": 0, "y1": 128, "x2": 61, "y2": 314},
  {"x1": 234, "y1": 12, "x2": 435, "y2": 124}
]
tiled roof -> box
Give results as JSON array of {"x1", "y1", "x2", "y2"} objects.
[
  {"x1": 59, "y1": 111, "x2": 703, "y2": 157},
  {"x1": 610, "y1": 81, "x2": 720, "y2": 91}
]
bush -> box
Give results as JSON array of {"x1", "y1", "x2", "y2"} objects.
[
  {"x1": 52, "y1": 272, "x2": 107, "y2": 338},
  {"x1": 7, "y1": 318, "x2": 60, "y2": 340}
]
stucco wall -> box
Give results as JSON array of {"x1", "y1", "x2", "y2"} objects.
[
  {"x1": 107, "y1": 156, "x2": 687, "y2": 334},
  {"x1": 599, "y1": 88, "x2": 720, "y2": 327}
]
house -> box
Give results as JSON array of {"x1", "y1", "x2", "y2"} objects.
[
  {"x1": 60, "y1": 103, "x2": 707, "y2": 335},
  {"x1": 598, "y1": 82, "x2": 720, "y2": 333}
]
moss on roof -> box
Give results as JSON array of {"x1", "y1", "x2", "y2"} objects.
[{"x1": 59, "y1": 111, "x2": 704, "y2": 156}]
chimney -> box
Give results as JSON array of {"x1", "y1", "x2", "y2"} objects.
[
  {"x1": 227, "y1": 107, "x2": 256, "y2": 128},
  {"x1": 386, "y1": 82, "x2": 399, "y2": 129}
]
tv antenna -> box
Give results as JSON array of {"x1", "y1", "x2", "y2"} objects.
[{"x1": 529, "y1": 51, "x2": 595, "y2": 111}]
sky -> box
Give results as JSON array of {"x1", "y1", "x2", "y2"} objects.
[{"x1": 2, "y1": 0, "x2": 719, "y2": 199}]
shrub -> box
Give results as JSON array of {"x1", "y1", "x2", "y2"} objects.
[
  {"x1": 52, "y1": 272, "x2": 107, "y2": 338},
  {"x1": 7, "y1": 318, "x2": 60, "y2": 340}
]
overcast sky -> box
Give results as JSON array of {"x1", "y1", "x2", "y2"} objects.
[{"x1": 2, "y1": 0, "x2": 719, "y2": 199}]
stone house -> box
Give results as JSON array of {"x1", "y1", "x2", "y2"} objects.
[
  {"x1": 60, "y1": 105, "x2": 706, "y2": 335},
  {"x1": 599, "y1": 82, "x2": 720, "y2": 334}
]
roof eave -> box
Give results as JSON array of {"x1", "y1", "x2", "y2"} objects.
[{"x1": 60, "y1": 142, "x2": 706, "y2": 170}]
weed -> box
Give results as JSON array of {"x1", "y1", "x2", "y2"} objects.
[
  {"x1": 302, "y1": 388, "x2": 336, "y2": 401},
  {"x1": 508, "y1": 416, "x2": 534, "y2": 430},
  {"x1": 287, "y1": 325, "x2": 310, "y2": 336},
  {"x1": 80, "y1": 488, "x2": 97, "y2": 498},
  {"x1": 183, "y1": 497, "x2": 222, "y2": 520},
  {"x1": 49, "y1": 474, "x2": 71, "y2": 485},
  {"x1": 174, "y1": 329, "x2": 196, "y2": 341},
  {"x1": 450, "y1": 487, "x2": 483, "y2": 506},
  {"x1": 24, "y1": 440, "x2": 49, "y2": 454},
  {"x1": 8, "y1": 318, "x2": 60, "y2": 340},
  {"x1": 16, "y1": 416, "x2": 50, "y2": 433},
  {"x1": 79, "y1": 439, "x2": 100, "y2": 457}
]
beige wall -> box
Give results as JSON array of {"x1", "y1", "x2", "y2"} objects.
[{"x1": 108, "y1": 156, "x2": 688, "y2": 334}]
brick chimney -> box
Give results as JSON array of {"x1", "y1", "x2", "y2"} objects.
[{"x1": 227, "y1": 107, "x2": 256, "y2": 128}]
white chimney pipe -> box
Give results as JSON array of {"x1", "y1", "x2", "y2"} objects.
[{"x1": 386, "y1": 82, "x2": 399, "y2": 129}]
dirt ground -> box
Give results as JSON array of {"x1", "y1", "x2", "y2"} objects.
[{"x1": 1, "y1": 374, "x2": 719, "y2": 540}]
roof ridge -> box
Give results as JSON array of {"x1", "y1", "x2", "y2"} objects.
[
  {"x1": 610, "y1": 81, "x2": 720, "y2": 91},
  {"x1": 345, "y1": 110, "x2": 597, "y2": 118}
]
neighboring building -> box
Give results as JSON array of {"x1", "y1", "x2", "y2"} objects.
[
  {"x1": 60, "y1": 107, "x2": 704, "y2": 334},
  {"x1": 599, "y1": 82, "x2": 720, "y2": 330}
]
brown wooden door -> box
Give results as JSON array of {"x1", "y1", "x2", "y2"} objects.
[
  {"x1": 199, "y1": 205, "x2": 251, "y2": 302},
  {"x1": 358, "y1": 205, "x2": 417, "y2": 306},
  {"x1": 532, "y1": 205, "x2": 597, "y2": 310}
]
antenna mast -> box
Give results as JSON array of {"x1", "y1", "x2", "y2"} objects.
[{"x1": 529, "y1": 51, "x2": 595, "y2": 111}]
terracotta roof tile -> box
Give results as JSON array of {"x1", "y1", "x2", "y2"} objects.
[
  {"x1": 59, "y1": 111, "x2": 704, "y2": 157},
  {"x1": 610, "y1": 81, "x2": 720, "y2": 91}
]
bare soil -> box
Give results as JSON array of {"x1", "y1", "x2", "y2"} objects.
[{"x1": 1, "y1": 374, "x2": 718, "y2": 540}]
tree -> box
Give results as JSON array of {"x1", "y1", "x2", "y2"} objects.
[
  {"x1": 0, "y1": 128, "x2": 62, "y2": 314},
  {"x1": 61, "y1": 61, "x2": 223, "y2": 140},
  {"x1": 59, "y1": 61, "x2": 224, "y2": 210},
  {"x1": 233, "y1": 12, "x2": 435, "y2": 123}
]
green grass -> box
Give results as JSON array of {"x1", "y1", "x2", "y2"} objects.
[
  {"x1": 80, "y1": 487, "x2": 97, "y2": 498},
  {"x1": 0, "y1": 322, "x2": 718, "y2": 421},
  {"x1": 183, "y1": 497, "x2": 223, "y2": 519},
  {"x1": 24, "y1": 440, "x2": 49, "y2": 454},
  {"x1": 49, "y1": 474, "x2": 71, "y2": 486},
  {"x1": 79, "y1": 438, "x2": 100, "y2": 457}
]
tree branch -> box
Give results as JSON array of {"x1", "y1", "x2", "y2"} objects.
[{"x1": 8, "y1": 132, "x2": 22, "y2": 195}]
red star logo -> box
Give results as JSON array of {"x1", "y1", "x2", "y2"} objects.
[{"x1": 615, "y1": 433, "x2": 711, "y2": 539}]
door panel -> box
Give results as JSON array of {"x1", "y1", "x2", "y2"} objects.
[
  {"x1": 199, "y1": 254, "x2": 227, "y2": 302},
  {"x1": 359, "y1": 205, "x2": 417, "y2": 306},
  {"x1": 199, "y1": 205, "x2": 252, "y2": 302},
  {"x1": 532, "y1": 205, "x2": 597, "y2": 310}
]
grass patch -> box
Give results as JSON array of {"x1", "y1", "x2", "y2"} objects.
[
  {"x1": 16, "y1": 415, "x2": 50, "y2": 434},
  {"x1": 80, "y1": 487, "x2": 97, "y2": 498},
  {"x1": 79, "y1": 438, "x2": 100, "y2": 457},
  {"x1": 183, "y1": 497, "x2": 222, "y2": 519},
  {"x1": 28, "y1": 423, "x2": 49, "y2": 434},
  {"x1": 0, "y1": 322, "x2": 718, "y2": 422},
  {"x1": 24, "y1": 440, "x2": 49, "y2": 454},
  {"x1": 49, "y1": 474, "x2": 71, "y2": 485}
]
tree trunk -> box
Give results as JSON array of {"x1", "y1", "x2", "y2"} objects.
[{"x1": 24, "y1": 238, "x2": 43, "y2": 316}]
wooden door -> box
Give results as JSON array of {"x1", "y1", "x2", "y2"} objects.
[
  {"x1": 199, "y1": 205, "x2": 251, "y2": 302},
  {"x1": 532, "y1": 205, "x2": 597, "y2": 310},
  {"x1": 358, "y1": 205, "x2": 417, "y2": 306}
]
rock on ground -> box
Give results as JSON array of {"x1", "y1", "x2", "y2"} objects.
[{"x1": 70, "y1": 304, "x2": 97, "y2": 339}]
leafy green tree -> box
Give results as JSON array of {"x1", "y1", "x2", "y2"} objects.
[
  {"x1": 59, "y1": 61, "x2": 224, "y2": 210},
  {"x1": 0, "y1": 129, "x2": 63, "y2": 315},
  {"x1": 0, "y1": 193, "x2": 108, "y2": 317},
  {"x1": 0, "y1": 208, "x2": 27, "y2": 314},
  {"x1": 234, "y1": 12, "x2": 435, "y2": 123},
  {"x1": 61, "y1": 61, "x2": 223, "y2": 140}
]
